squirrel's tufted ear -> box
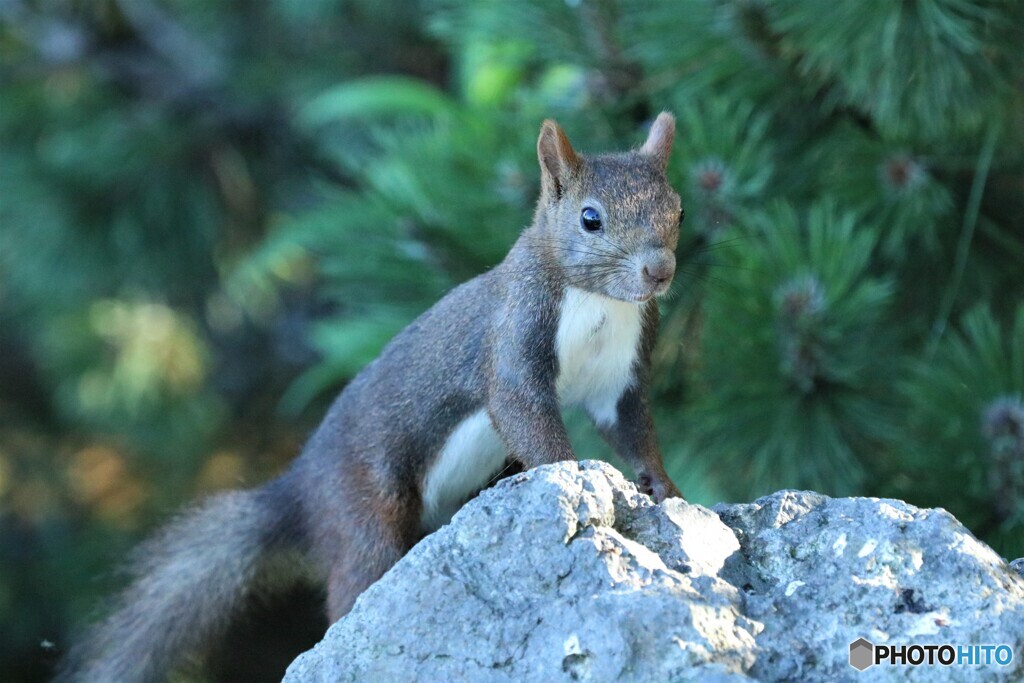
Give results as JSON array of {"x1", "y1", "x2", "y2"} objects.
[
  {"x1": 537, "y1": 119, "x2": 580, "y2": 201},
  {"x1": 641, "y1": 112, "x2": 675, "y2": 171}
]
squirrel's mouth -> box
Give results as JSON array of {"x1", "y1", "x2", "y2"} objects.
[
  {"x1": 591, "y1": 271, "x2": 674, "y2": 304},
  {"x1": 617, "y1": 283, "x2": 672, "y2": 304},
  {"x1": 638, "y1": 279, "x2": 674, "y2": 302}
]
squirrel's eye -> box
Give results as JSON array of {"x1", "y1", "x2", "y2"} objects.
[
  {"x1": 580, "y1": 207, "x2": 603, "y2": 232},
  {"x1": 678, "y1": 207, "x2": 686, "y2": 226}
]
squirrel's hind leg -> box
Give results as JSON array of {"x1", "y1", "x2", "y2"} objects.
[{"x1": 322, "y1": 483, "x2": 422, "y2": 622}]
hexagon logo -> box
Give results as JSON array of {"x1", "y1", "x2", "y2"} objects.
[{"x1": 849, "y1": 638, "x2": 874, "y2": 671}]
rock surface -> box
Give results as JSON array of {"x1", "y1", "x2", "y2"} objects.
[{"x1": 284, "y1": 461, "x2": 1024, "y2": 682}]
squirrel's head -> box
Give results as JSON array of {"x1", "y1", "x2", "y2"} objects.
[{"x1": 534, "y1": 112, "x2": 682, "y2": 303}]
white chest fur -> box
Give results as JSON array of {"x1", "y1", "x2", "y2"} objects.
[
  {"x1": 555, "y1": 286, "x2": 644, "y2": 425},
  {"x1": 420, "y1": 287, "x2": 644, "y2": 531}
]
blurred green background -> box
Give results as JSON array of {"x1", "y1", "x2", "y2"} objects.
[{"x1": 2, "y1": 1, "x2": 1024, "y2": 681}]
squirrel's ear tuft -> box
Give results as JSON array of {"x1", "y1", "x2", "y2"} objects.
[
  {"x1": 537, "y1": 119, "x2": 580, "y2": 200},
  {"x1": 641, "y1": 112, "x2": 675, "y2": 171}
]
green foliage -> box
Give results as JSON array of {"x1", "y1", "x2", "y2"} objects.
[
  {"x1": 236, "y1": 109, "x2": 540, "y2": 408},
  {"x1": 669, "y1": 99, "x2": 775, "y2": 237},
  {"x1": 820, "y1": 123, "x2": 954, "y2": 258},
  {"x1": 300, "y1": 77, "x2": 460, "y2": 128},
  {"x1": 690, "y1": 202, "x2": 897, "y2": 496},
  {"x1": 764, "y1": 0, "x2": 1024, "y2": 140},
  {"x1": 898, "y1": 306, "x2": 1024, "y2": 553}
]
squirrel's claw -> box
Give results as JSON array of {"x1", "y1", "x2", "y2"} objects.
[{"x1": 637, "y1": 472, "x2": 683, "y2": 503}]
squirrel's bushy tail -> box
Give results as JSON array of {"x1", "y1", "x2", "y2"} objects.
[{"x1": 57, "y1": 477, "x2": 310, "y2": 683}]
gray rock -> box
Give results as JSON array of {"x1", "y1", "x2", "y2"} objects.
[
  {"x1": 284, "y1": 461, "x2": 1024, "y2": 682},
  {"x1": 715, "y1": 491, "x2": 1024, "y2": 681}
]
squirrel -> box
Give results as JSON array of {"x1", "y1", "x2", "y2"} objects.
[{"x1": 57, "y1": 112, "x2": 685, "y2": 682}]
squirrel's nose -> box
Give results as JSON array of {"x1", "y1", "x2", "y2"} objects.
[{"x1": 641, "y1": 252, "x2": 676, "y2": 287}]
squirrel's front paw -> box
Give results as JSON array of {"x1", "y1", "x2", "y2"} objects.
[{"x1": 636, "y1": 473, "x2": 683, "y2": 503}]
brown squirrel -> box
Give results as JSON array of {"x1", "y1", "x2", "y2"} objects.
[{"x1": 58, "y1": 113, "x2": 684, "y2": 682}]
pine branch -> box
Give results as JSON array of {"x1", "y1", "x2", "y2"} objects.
[
  {"x1": 928, "y1": 124, "x2": 1001, "y2": 354},
  {"x1": 579, "y1": 0, "x2": 648, "y2": 126}
]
